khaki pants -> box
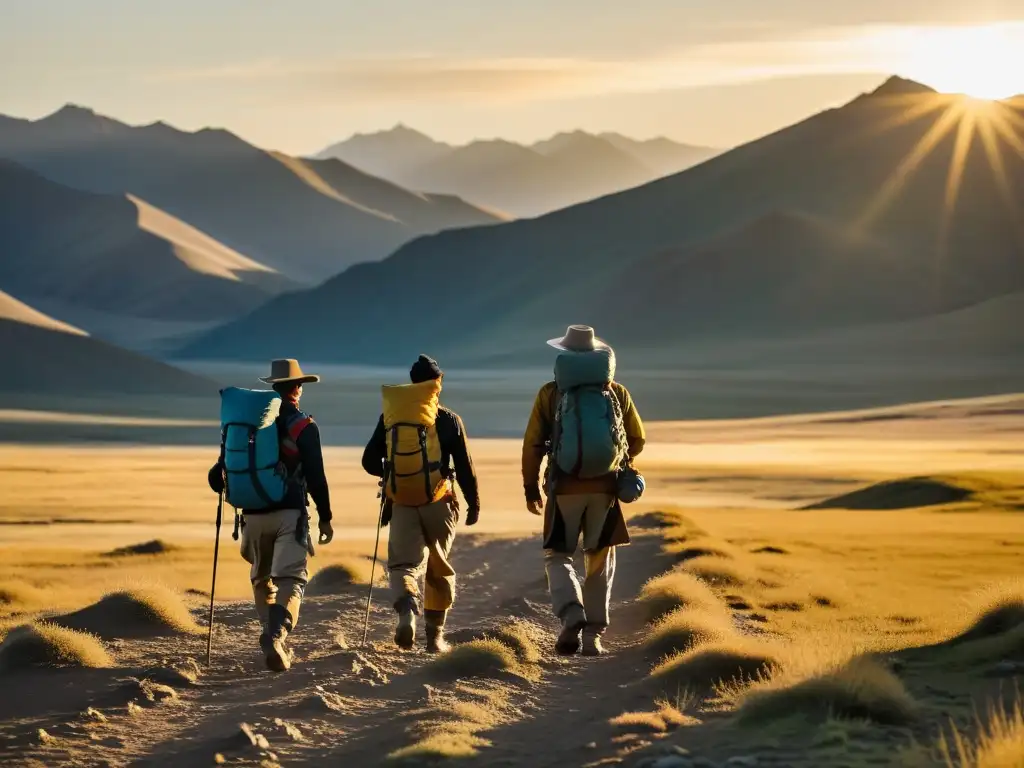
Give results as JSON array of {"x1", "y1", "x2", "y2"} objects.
[
  {"x1": 388, "y1": 499, "x2": 458, "y2": 614},
  {"x1": 545, "y1": 493, "x2": 617, "y2": 630},
  {"x1": 240, "y1": 509, "x2": 310, "y2": 629}
]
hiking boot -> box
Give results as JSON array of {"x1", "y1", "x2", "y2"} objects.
[
  {"x1": 581, "y1": 625, "x2": 606, "y2": 657},
  {"x1": 424, "y1": 609, "x2": 450, "y2": 654},
  {"x1": 555, "y1": 604, "x2": 587, "y2": 656},
  {"x1": 394, "y1": 610, "x2": 416, "y2": 650},
  {"x1": 262, "y1": 605, "x2": 294, "y2": 672}
]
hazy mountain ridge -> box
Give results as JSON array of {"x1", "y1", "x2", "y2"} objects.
[
  {"x1": 315, "y1": 126, "x2": 721, "y2": 216},
  {"x1": 180, "y1": 77, "x2": 1024, "y2": 390},
  {"x1": 0, "y1": 159, "x2": 294, "y2": 324},
  {"x1": 0, "y1": 105, "x2": 502, "y2": 284}
]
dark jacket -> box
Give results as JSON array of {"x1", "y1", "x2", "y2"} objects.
[
  {"x1": 361, "y1": 406, "x2": 480, "y2": 514},
  {"x1": 208, "y1": 402, "x2": 332, "y2": 522}
]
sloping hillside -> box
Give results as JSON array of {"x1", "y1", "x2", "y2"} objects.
[
  {"x1": 0, "y1": 289, "x2": 214, "y2": 396},
  {"x1": 0, "y1": 106, "x2": 501, "y2": 283},
  {"x1": 0, "y1": 160, "x2": 293, "y2": 322},
  {"x1": 178, "y1": 78, "x2": 1024, "y2": 381}
]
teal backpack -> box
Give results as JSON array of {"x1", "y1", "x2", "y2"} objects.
[
  {"x1": 551, "y1": 349, "x2": 628, "y2": 479},
  {"x1": 219, "y1": 387, "x2": 291, "y2": 509}
]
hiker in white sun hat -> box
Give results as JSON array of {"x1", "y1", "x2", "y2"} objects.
[{"x1": 523, "y1": 326, "x2": 646, "y2": 657}]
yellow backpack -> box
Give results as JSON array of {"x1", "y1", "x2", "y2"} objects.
[{"x1": 382, "y1": 379, "x2": 449, "y2": 506}]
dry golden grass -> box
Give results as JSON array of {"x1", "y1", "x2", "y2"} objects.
[
  {"x1": 682, "y1": 556, "x2": 757, "y2": 587},
  {"x1": 639, "y1": 571, "x2": 723, "y2": 623},
  {"x1": 941, "y1": 698, "x2": 1024, "y2": 768},
  {"x1": 481, "y1": 619, "x2": 543, "y2": 665},
  {"x1": 428, "y1": 639, "x2": 520, "y2": 681},
  {"x1": 736, "y1": 655, "x2": 918, "y2": 726},
  {"x1": 0, "y1": 622, "x2": 113, "y2": 671},
  {"x1": 103, "y1": 539, "x2": 180, "y2": 557},
  {"x1": 390, "y1": 685, "x2": 509, "y2": 760},
  {"x1": 55, "y1": 585, "x2": 201, "y2": 639},
  {"x1": 609, "y1": 701, "x2": 695, "y2": 732},
  {"x1": 662, "y1": 537, "x2": 737, "y2": 564},
  {"x1": 305, "y1": 558, "x2": 379, "y2": 595},
  {"x1": 649, "y1": 636, "x2": 782, "y2": 693},
  {"x1": 951, "y1": 585, "x2": 1024, "y2": 645},
  {"x1": 644, "y1": 608, "x2": 737, "y2": 659},
  {"x1": 0, "y1": 581, "x2": 47, "y2": 610}
]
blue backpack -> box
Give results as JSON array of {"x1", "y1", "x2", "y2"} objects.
[
  {"x1": 219, "y1": 387, "x2": 292, "y2": 509},
  {"x1": 551, "y1": 349, "x2": 628, "y2": 480}
]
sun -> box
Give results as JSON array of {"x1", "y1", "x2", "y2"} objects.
[{"x1": 898, "y1": 23, "x2": 1024, "y2": 101}]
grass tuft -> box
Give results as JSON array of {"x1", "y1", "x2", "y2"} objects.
[
  {"x1": 644, "y1": 608, "x2": 737, "y2": 659},
  {"x1": 941, "y1": 697, "x2": 1024, "y2": 768},
  {"x1": 663, "y1": 537, "x2": 736, "y2": 563},
  {"x1": 639, "y1": 571, "x2": 722, "y2": 624},
  {"x1": 0, "y1": 622, "x2": 113, "y2": 671},
  {"x1": 306, "y1": 559, "x2": 378, "y2": 595},
  {"x1": 682, "y1": 556, "x2": 756, "y2": 587},
  {"x1": 609, "y1": 701, "x2": 694, "y2": 732},
  {"x1": 0, "y1": 581, "x2": 47, "y2": 609},
  {"x1": 737, "y1": 655, "x2": 918, "y2": 726},
  {"x1": 54, "y1": 585, "x2": 200, "y2": 639},
  {"x1": 428, "y1": 639, "x2": 519, "y2": 681},
  {"x1": 103, "y1": 540, "x2": 179, "y2": 557},
  {"x1": 650, "y1": 636, "x2": 781, "y2": 693}
]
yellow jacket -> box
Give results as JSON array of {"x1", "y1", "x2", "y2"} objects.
[{"x1": 521, "y1": 381, "x2": 646, "y2": 501}]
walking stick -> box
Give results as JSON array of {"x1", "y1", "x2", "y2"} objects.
[
  {"x1": 206, "y1": 487, "x2": 224, "y2": 667},
  {"x1": 361, "y1": 463, "x2": 388, "y2": 647}
]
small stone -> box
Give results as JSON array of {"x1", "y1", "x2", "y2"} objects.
[
  {"x1": 584, "y1": 741, "x2": 598, "y2": 749},
  {"x1": 140, "y1": 680, "x2": 178, "y2": 703},
  {"x1": 37, "y1": 728, "x2": 56, "y2": 745},
  {"x1": 316, "y1": 692, "x2": 346, "y2": 712},
  {"x1": 237, "y1": 722, "x2": 271, "y2": 750},
  {"x1": 83, "y1": 707, "x2": 108, "y2": 723},
  {"x1": 727, "y1": 758, "x2": 758, "y2": 767},
  {"x1": 273, "y1": 717, "x2": 304, "y2": 742}
]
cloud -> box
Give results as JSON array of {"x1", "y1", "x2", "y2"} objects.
[{"x1": 143, "y1": 22, "x2": 1024, "y2": 104}]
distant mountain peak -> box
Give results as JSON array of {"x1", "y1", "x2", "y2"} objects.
[{"x1": 870, "y1": 76, "x2": 938, "y2": 98}]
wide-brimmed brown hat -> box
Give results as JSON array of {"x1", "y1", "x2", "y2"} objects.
[
  {"x1": 258, "y1": 358, "x2": 320, "y2": 385},
  {"x1": 546, "y1": 325, "x2": 610, "y2": 352}
]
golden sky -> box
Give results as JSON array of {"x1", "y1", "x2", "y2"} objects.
[{"x1": 1, "y1": 2, "x2": 1022, "y2": 151}]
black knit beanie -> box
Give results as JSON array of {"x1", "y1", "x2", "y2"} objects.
[{"x1": 410, "y1": 354, "x2": 443, "y2": 383}]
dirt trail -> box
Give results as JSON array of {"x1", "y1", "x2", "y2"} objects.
[{"x1": 0, "y1": 528, "x2": 679, "y2": 768}]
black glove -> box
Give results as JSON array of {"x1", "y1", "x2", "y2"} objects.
[
  {"x1": 465, "y1": 506, "x2": 479, "y2": 526},
  {"x1": 207, "y1": 463, "x2": 225, "y2": 494},
  {"x1": 380, "y1": 498, "x2": 393, "y2": 528}
]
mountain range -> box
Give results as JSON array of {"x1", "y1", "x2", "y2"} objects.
[
  {"x1": 315, "y1": 127, "x2": 720, "y2": 217},
  {"x1": 182, "y1": 78, "x2": 1024, "y2": 385},
  {"x1": 0, "y1": 105, "x2": 501, "y2": 287},
  {"x1": 0, "y1": 105, "x2": 503, "y2": 349}
]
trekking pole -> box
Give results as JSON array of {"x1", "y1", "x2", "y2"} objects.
[
  {"x1": 361, "y1": 464, "x2": 388, "y2": 647},
  {"x1": 206, "y1": 487, "x2": 225, "y2": 667}
]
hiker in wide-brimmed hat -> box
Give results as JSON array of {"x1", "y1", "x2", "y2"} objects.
[
  {"x1": 522, "y1": 326, "x2": 646, "y2": 656},
  {"x1": 361, "y1": 354, "x2": 481, "y2": 653},
  {"x1": 208, "y1": 359, "x2": 334, "y2": 672}
]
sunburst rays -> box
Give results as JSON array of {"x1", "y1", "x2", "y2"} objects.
[{"x1": 852, "y1": 93, "x2": 1024, "y2": 251}]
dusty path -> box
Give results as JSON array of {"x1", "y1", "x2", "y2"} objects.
[{"x1": 0, "y1": 527, "x2": 678, "y2": 768}]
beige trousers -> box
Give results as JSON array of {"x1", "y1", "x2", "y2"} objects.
[
  {"x1": 544, "y1": 493, "x2": 617, "y2": 630},
  {"x1": 240, "y1": 509, "x2": 311, "y2": 629},
  {"x1": 387, "y1": 498, "x2": 458, "y2": 613}
]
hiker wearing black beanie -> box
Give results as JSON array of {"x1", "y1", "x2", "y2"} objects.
[{"x1": 361, "y1": 354, "x2": 480, "y2": 653}]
